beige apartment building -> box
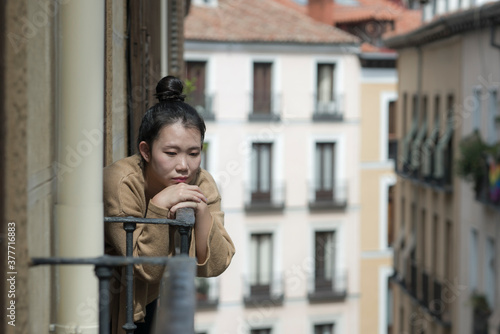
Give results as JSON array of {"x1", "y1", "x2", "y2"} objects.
[{"x1": 385, "y1": 1, "x2": 500, "y2": 333}]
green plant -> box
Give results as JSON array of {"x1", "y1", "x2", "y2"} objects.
[
  {"x1": 183, "y1": 78, "x2": 197, "y2": 103},
  {"x1": 470, "y1": 294, "x2": 492, "y2": 316},
  {"x1": 455, "y1": 131, "x2": 490, "y2": 184}
]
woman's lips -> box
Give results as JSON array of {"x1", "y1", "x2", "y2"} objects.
[{"x1": 172, "y1": 177, "x2": 188, "y2": 183}]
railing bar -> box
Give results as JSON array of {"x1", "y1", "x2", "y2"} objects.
[
  {"x1": 123, "y1": 222, "x2": 137, "y2": 334},
  {"x1": 104, "y1": 217, "x2": 193, "y2": 227},
  {"x1": 30, "y1": 256, "x2": 170, "y2": 267},
  {"x1": 95, "y1": 265, "x2": 113, "y2": 334}
]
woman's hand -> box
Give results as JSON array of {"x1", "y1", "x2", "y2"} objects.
[{"x1": 150, "y1": 183, "x2": 207, "y2": 213}]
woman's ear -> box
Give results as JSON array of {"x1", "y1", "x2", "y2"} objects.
[{"x1": 139, "y1": 141, "x2": 151, "y2": 162}]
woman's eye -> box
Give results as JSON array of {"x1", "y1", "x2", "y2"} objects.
[
  {"x1": 189, "y1": 152, "x2": 200, "y2": 157},
  {"x1": 165, "y1": 152, "x2": 176, "y2": 156}
]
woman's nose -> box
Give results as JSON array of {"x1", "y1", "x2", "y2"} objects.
[{"x1": 176, "y1": 156, "x2": 188, "y2": 171}]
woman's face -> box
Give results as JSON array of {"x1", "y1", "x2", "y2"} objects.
[{"x1": 141, "y1": 121, "x2": 202, "y2": 188}]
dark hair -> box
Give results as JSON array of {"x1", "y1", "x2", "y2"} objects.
[{"x1": 137, "y1": 76, "x2": 206, "y2": 159}]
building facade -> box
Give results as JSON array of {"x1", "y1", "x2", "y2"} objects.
[
  {"x1": 386, "y1": 1, "x2": 500, "y2": 333},
  {"x1": 184, "y1": 1, "x2": 362, "y2": 333}
]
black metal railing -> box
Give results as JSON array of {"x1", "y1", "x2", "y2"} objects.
[
  {"x1": 243, "y1": 276, "x2": 284, "y2": 307},
  {"x1": 307, "y1": 271, "x2": 347, "y2": 302},
  {"x1": 30, "y1": 208, "x2": 196, "y2": 334},
  {"x1": 248, "y1": 93, "x2": 281, "y2": 121},
  {"x1": 308, "y1": 180, "x2": 348, "y2": 210},
  {"x1": 312, "y1": 93, "x2": 344, "y2": 121}
]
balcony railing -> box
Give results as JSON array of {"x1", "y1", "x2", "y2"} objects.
[
  {"x1": 308, "y1": 270, "x2": 347, "y2": 302},
  {"x1": 190, "y1": 93, "x2": 215, "y2": 121},
  {"x1": 308, "y1": 180, "x2": 348, "y2": 210},
  {"x1": 195, "y1": 277, "x2": 219, "y2": 310},
  {"x1": 248, "y1": 92, "x2": 281, "y2": 121},
  {"x1": 244, "y1": 181, "x2": 285, "y2": 212},
  {"x1": 30, "y1": 208, "x2": 197, "y2": 334},
  {"x1": 243, "y1": 275, "x2": 284, "y2": 307},
  {"x1": 312, "y1": 94, "x2": 344, "y2": 121}
]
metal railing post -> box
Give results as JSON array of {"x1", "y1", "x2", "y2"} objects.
[
  {"x1": 123, "y1": 222, "x2": 137, "y2": 334},
  {"x1": 176, "y1": 208, "x2": 195, "y2": 255},
  {"x1": 94, "y1": 265, "x2": 113, "y2": 334}
]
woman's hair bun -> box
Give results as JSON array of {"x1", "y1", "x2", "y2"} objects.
[{"x1": 155, "y1": 75, "x2": 186, "y2": 102}]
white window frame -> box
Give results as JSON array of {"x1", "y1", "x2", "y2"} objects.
[
  {"x1": 249, "y1": 57, "x2": 281, "y2": 115},
  {"x1": 244, "y1": 133, "x2": 284, "y2": 205},
  {"x1": 380, "y1": 91, "x2": 398, "y2": 161},
  {"x1": 379, "y1": 266, "x2": 394, "y2": 334},
  {"x1": 309, "y1": 314, "x2": 342, "y2": 334},
  {"x1": 309, "y1": 221, "x2": 345, "y2": 295},
  {"x1": 379, "y1": 175, "x2": 397, "y2": 250},
  {"x1": 308, "y1": 134, "x2": 345, "y2": 200},
  {"x1": 244, "y1": 223, "x2": 283, "y2": 299}
]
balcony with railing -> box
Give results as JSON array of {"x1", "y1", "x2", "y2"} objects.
[
  {"x1": 244, "y1": 181, "x2": 285, "y2": 212},
  {"x1": 312, "y1": 94, "x2": 344, "y2": 121},
  {"x1": 308, "y1": 180, "x2": 348, "y2": 210},
  {"x1": 398, "y1": 125, "x2": 453, "y2": 192},
  {"x1": 307, "y1": 270, "x2": 347, "y2": 303},
  {"x1": 31, "y1": 208, "x2": 198, "y2": 334},
  {"x1": 190, "y1": 92, "x2": 215, "y2": 121},
  {"x1": 248, "y1": 92, "x2": 281, "y2": 122},
  {"x1": 243, "y1": 275, "x2": 284, "y2": 307},
  {"x1": 195, "y1": 277, "x2": 219, "y2": 310}
]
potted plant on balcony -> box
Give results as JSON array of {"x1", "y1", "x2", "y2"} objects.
[
  {"x1": 470, "y1": 293, "x2": 492, "y2": 334},
  {"x1": 456, "y1": 131, "x2": 500, "y2": 202}
]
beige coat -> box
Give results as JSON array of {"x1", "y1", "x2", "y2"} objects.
[{"x1": 103, "y1": 155, "x2": 235, "y2": 334}]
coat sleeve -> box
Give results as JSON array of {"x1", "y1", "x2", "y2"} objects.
[
  {"x1": 104, "y1": 169, "x2": 173, "y2": 284},
  {"x1": 189, "y1": 170, "x2": 236, "y2": 277}
]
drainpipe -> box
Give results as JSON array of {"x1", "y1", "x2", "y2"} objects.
[{"x1": 55, "y1": 1, "x2": 104, "y2": 333}]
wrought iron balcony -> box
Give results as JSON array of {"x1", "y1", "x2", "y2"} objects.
[
  {"x1": 308, "y1": 180, "x2": 348, "y2": 210},
  {"x1": 474, "y1": 157, "x2": 500, "y2": 210},
  {"x1": 244, "y1": 181, "x2": 285, "y2": 212},
  {"x1": 307, "y1": 270, "x2": 347, "y2": 303},
  {"x1": 243, "y1": 275, "x2": 284, "y2": 307},
  {"x1": 312, "y1": 94, "x2": 344, "y2": 121},
  {"x1": 248, "y1": 92, "x2": 281, "y2": 122},
  {"x1": 30, "y1": 208, "x2": 197, "y2": 334}
]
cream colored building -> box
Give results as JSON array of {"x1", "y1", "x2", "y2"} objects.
[
  {"x1": 386, "y1": 1, "x2": 500, "y2": 333},
  {"x1": 359, "y1": 56, "x2": 397, "y2": 334},
  {"x1": 185, "y1": 1, "x2": 362, "y2": 333}
]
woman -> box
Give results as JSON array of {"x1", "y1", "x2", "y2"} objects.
[{"x1": 103, "y1": 76, "x2": 235, "y2": 334}]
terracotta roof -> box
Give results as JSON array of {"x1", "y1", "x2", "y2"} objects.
[{"x1": 184, "y1": 0, "x2": 360, "y2": 44}]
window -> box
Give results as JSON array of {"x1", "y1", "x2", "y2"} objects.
[
  {"x1": 251, "y1": 329, "x2": 272, "y2": 334},
  {"x1": 253, "y1": 62, "x2": 272, "y2": 115},
  {"x1": 422, "y1": 95, "x2": 440, "y2": 178},
  {"x1": 388, "y1": 100, "x2": 397, "y2": 161},
  {"x1": 316, "y1": 63, "x2": 336, "y2": 114},
  {"x1": 431, "y1": 215, "x2": 439, "y2": 274},
  {"x1": 314, "y1": 231, "x2": 336, "y2": 292},
  {"x1": 250, "y1": 233, "x2": 273, "y2": 297},
  {"x1": 445, "y1": 221, "x2": 453, "y2": 282},
  {"x1": 473, "y1": 86, "x2": 481, "y2": 131},
  {"x1": 469, "y1": 230, "x2": 478, "y2": 291},
  {"x1": 314, "y1": 323, "x2": 334, "y2": 334},
  {"x1": 186, "y1": 61, "x2": 212, "y2": 118},
  {"x1": 411, "y1": 96, "x2": 427, "y2": 175},
  {"x1": 488, "y1": 89, "x2": 498, "y2": 144},
  {"x1": 315, "y1": 143, "x2": 335, "y2": 201},
  {"x1": 201, "y1": 142, "x2": 209, "y2": 171},
  {"x1": 388, "y1": 185, "x2": 395, "y2": 247},
  {"x1": 251, "y1": 143, "x2": 272, "y2": 203},
  {"x1": 485, "y1": 238, "x2": 496, "y2": 308},
  {"x1": 434, "y1": 95, "x2": 454, "y2": 187}
]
